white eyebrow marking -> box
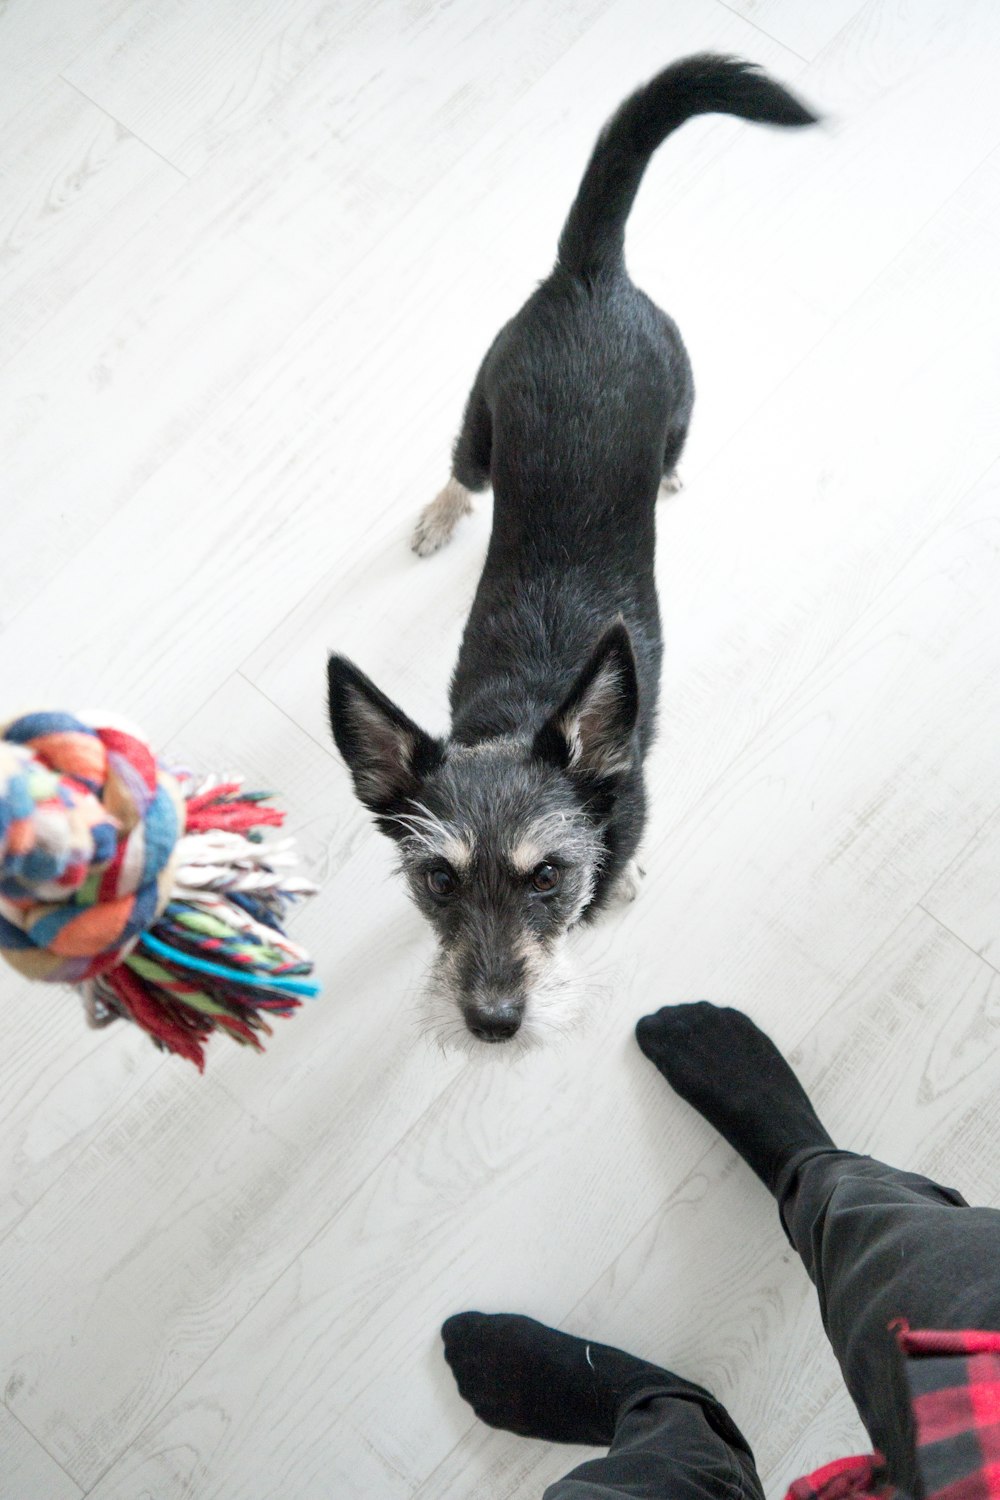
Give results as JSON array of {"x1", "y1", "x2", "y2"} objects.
[
  {"x1": 508, "y1": 838, "x2": 545, "y2": 874},
  {"x1": 440, "y1": 834, "x2": 473, "y2": 871},
  {"x1": 394, "y1": 802, "x2": 474, "y2": 868},
  {"x1": 505, "y1": 810, "x2": 575, "y2": 873}
]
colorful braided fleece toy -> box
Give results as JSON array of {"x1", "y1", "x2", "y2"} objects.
[{"x1": 0, "y1": 711, "x2": 319, "y2": 1069}]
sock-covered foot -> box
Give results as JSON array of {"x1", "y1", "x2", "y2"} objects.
[
  {"x1": 635, "y1": 1002, "x2": 835, "y2": 1194},
  {"x1": 441, "y1": 1312, "x2": 683, "y2": 1446}
]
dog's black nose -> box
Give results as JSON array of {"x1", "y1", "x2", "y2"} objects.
[{"x1": 466, "y1": 1002, "x2": 523, "y2": 1042}]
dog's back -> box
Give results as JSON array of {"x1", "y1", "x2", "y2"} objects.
[{"x1": 449, "y1": 55, "x2": 817, "y2": 746}]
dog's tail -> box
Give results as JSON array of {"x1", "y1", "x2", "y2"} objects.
[{"x1": 557, "y1": 53, "x2": 817, "y2": 280}]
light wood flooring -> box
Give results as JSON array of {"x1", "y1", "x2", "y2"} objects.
[{"x1": 2, "y1": 1, "x2": 1000, "y2": 1495}]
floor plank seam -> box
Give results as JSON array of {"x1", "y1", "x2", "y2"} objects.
[
  {"x1": 0, "y1": 1048, "x2": 168, "y2": 1258},
  {"x1": 56, "y1": 73, "x2": 192, "y2": 180},
  {"x1": 912, "y1": 800, "x2": 1000, "y2": 915},
  {"x1": 711, "y1": 0, "x2": 810, "y2": 64},
  {"x1": 0, "y1": 117, "x2": 188, "y2": 382},
  {"x1": 233, "y1": 667, "x2": 340, "y2": 766},
  {"x1": 3, "y1": 1394, "x2": 84, "y2": 1498},
  {"x1": 915, "y1": 903, "x2": 1000, "y2": 982}
]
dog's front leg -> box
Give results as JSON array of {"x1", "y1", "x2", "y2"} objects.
[{"x1": 411, "y1": 476, "x2": 475, "y2": 556}]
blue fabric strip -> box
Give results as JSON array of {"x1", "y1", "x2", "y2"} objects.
[{"x1": 139, "y1": 932, "x2": 320, "y2": 997}]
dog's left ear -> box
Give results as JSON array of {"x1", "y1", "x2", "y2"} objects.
[
  {"x1": 534, "y1": 621, "x2": 639, "y2": 779},
  {"x1": 327, "y1": 654, "x2": 442, "y2": 816}
]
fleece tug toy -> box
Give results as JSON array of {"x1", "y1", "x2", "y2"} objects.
[{"x1": 0, "y1": 711, "x2": 319, "y2": 1069}]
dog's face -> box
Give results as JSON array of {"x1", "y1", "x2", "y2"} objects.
[{"x1": 327, "y1": 624, "x2": 638, "y2": 1048}]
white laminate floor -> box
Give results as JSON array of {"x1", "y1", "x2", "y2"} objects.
[{"x1": 2, "y1": 2, "x2": 1000, "y2": 1496}]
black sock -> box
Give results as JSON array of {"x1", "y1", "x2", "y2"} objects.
[
  {"x1": 441, "y1": 1312, "x2": 690, "y2": 1446},
  {"x1": 635, "y1": 1002, "x2": 835, "y2": 1194}
]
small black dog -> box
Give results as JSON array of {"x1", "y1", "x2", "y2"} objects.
[{"x1": 328, "y1": 55, "x2": 815, "y2": 1049}]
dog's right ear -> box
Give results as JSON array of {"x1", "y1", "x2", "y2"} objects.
[
  {"x1": 533, "y1": 621, "x2": 639, "y2": 781},
  {"x1": 326, "y1": 655, "x2": 443, "y2": 816}
]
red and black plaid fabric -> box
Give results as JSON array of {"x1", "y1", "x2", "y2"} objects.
[
  {"x1": 785, "y1": 1452, "x2": 893, "y2": 1500},
  {"x1": 900, "y1": 1329, "x2": 1000, "y2": 1500},
  {"x1": 784, "y1": 1330, "x2": 1000, "y2": 1500}
]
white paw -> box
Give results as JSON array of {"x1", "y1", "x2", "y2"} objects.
[
  {"x1": 411, "y1": 477, "x2": 473, "y2": 557},
  {"x1": 411, "y1": 511, "x2": 452, "y2": 557},
  {"x1": 659, "y1": 471, "x2": 683, "y2": 496},
  {"x1": 612, "y1": 858, "x2": 645, "y2": 904}
]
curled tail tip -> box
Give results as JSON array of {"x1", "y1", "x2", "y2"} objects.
[
  {"x1": 677, "y1": 51, "x2": 820, "y2": 127},
  {"x1": 755, "y1": 81, "x2": 821, "y2": 130}
]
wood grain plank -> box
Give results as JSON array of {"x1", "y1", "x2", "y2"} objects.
[
  {"x1": 0, "y1": 1065, "x2": 312, "y2": 1488},
  {"x1": 625, "y1": 3, "x2": 1000, "y2": 478},
  {"x1": 413, "y1": 1424, "x2": 581, "y2": 1500},
  {"x1": 922, "y1": 809, "x2": 1000, "y2": 972},
  {"x1": 0, "y1": 221, "x2": 315, "y2": 635},
  {"x1": 0, "y1": 0, "x2": 133, "y2": 134},
  {"x1": 720, "y1": 0, "x2": 867, "y2": 60},
  {"x1": 63, "y1": 0, "x2": 365, "y2": 176},
  {"x1": 0, "y1": 974, "x2": 163, "y2": 1246},
  {"x1": 0, "y1": 1405, "x2": 82, "y2": 1500},
  {"x1": 178, "y1": 0, "x2": 802, "y2": 286},
  {"x1": 62, "y1": 0, "x2": 614, "y2": 178},
  {"x1": 0, "y1": 78, "x2": 183, "y2": 365}
]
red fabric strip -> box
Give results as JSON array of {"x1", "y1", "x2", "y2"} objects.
[{"x1": 901, "y1": 1332, "x2": 1000, "y2": 1359}]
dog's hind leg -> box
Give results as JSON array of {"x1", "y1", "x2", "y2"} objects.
[
  {"x1": 659, "y1": 417, "x2": 689, "y2": 496},
  {"x1": 412, "y1": 364, "x2": 493, "y2": 557},
  {"x1": 610, "y1": 857, "x2": 645, "y2": 904},
  {"x1": 659, "y1": 434, "x2": 686, "y2": 496},
  {"x1": 653, "y1": 302, "x2": 692, "y2": 497}
]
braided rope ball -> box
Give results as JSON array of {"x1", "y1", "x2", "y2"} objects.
[
  {"x1": 0, "y1": 713, "x2": 183, "y2": 980},
  {"x1": 0, "y1": 711, "x2": 319, "y2": 1068}
]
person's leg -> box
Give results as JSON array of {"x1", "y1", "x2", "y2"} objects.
[
  {"x1": 636, "y1": 1003, "x2": 1000, "y2": 1494},
  {"x1": 777, "y1": 1152, "x2": 1000, "y2": 1494},
  {"x1": 541, "y1": 1393, "x2": 763, "y2": 1500},
  {"x1": 442, "y1": 1312, "x2": 764, "y2": 1500}
]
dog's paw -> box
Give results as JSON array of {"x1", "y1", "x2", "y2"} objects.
[
  {"x1": 611, "y1": 858, "x2": 645, "y2": 904},
  {"x1": 411, "y1": 514, "x2": 450, "y2": 557},
  {"x1": 659, "y1": 471, "x2": 683, "y2": 497},
  {"x1": 411, "y1": 502, "x2": 455, "y2": 557},
  {"x1": 411, "y1": 477, "x2": 473, "y2": 557}
]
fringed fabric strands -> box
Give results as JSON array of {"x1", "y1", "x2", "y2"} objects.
[{"x1": 0, "y1": 712, "x2": 319, "y2": 1070}]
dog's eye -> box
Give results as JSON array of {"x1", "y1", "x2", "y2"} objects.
[
  {"x1": 531, "y1": 862, "x2": 561, "y2": 893},
  {"x1": 426, "y1": 866, "x2": 456, "y2": 898}
]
